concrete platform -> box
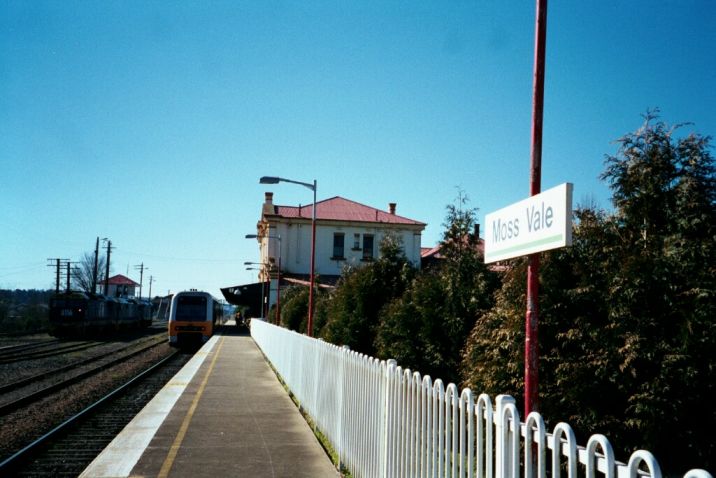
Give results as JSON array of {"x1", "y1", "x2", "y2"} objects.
[{"x1": 81, "y1": 325, "x2": 338, "y2": 477}]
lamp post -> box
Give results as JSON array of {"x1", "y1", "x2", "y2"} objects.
[
  {"x1": 260, "y1": 176, "x2": 317, "y2": 337},
  {"x1": 246, "y1": 234, "x2": 281, "y2": 325},
  {"x1": 246, "y1": 266, "x2": 267, "y2": 319}
]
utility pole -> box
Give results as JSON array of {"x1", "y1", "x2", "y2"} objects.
[
  {"x1": 148, "y1": 275, "x2": 155, "y2": 300},
  {"x1": 65, "y1": 261, "x2": 76, "y2": 292},
  {"x1": 134, "y1": 263, "x2": 147, "y2": 299},
  {"x1": 54, "y1": 259, "x2": 61, "y2": 294},
  {"x1": 103, "y1": 239, "x2": 112, "y2": 296},
  {"x1": 92, "y1": 237, "x2": 99, "y2": 295},
  {"x1": 47, "y1": 258, "x2": 69, "y2": 294}
]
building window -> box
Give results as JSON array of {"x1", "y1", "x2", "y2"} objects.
[
  {"x1": 362, "y1": 234, "x2": 374, "y2": 260},
  {"x1": 352, "y1": 233, "x2": 361, "y2": 250},
  {"x1": 332, "y1": 233, "x2": 345, "y2": 259}
]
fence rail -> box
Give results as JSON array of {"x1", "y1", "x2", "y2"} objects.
[{"x1": 250, "y1": 320, "x2": 712, "y2": 478}]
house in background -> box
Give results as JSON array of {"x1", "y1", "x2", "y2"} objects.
[
  {"x1": 420, "y1": 244, "x2": 445, "y2": 269},
  {"x1": 102, "y1": 274, "x2": 139, "y2": 298},
  {"x1": 419, "y1": 224, "x2": 507, "y2": 273},
  {"x1": 250, "y1": 192, "x2": 426, "y2": 311}
]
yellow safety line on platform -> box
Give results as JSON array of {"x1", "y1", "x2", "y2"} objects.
[{"x1": 158, "y1": 336, "x2": 226, "y2": 478}]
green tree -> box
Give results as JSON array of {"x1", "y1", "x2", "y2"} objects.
[
  {"x1": 460, "y1": 257, "x2": 527, "y2": 397},
  {"x1": 320, "y1": 233, "x2": 415, "y2": 355},
  {"x1": 274, "y1": 283, "x2": 330, "y2": 335},
  {"x1": 462, "y1": 114, "x2": 716, "y2": 472},
  {"x1": 276, "y1": 285, "x2": 309, "y2": 332},
  {"x1": 600, "y1": 114, "x2": 716, "y2": 470},
  {"x1": 377, "y1": 193, "x2": 499, "y2": 385},
  {"x1": 438, "y1": 192, "x2": 499, "y2": 354},
  {"x1": 375, "y1": 271, "x2": 449, "y2": 378}
]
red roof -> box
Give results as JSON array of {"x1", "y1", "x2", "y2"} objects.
[
  {"x1": 420, "y1": 239, "x2": 485, "y2": 259},
  {"x1": 268, "y1": 197, "x2": 425, "y2": 226},
  {"x1": 421, "y1": 246, "x2": 443, "y2": 259},
  {"x1": 106, "y1": 274, "x2": 139, "y2": 286}
]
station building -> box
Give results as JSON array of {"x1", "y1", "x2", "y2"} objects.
[{"x1": 222, "y1": 192, "x2": 426, "y2": 317}]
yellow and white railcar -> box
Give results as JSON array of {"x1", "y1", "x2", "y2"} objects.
[{"x1": 168, "y1": 290, "x2": 226, "y2": 347}]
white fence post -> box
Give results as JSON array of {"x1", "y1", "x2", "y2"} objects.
[
  {"x1": 495, "y1": 395, "x2": 518, "y2": 478},
  {"x1": 683, "y1": 471, "x2": 714, "y2": 478},
  {"x1": 382, "y1": 359, "x2": 397, "y2": 478},
  {"x1": 338, "y1": 344, "x2": 349, "y2": 473},
  {"x1": 551, "y1": 422, "x2": 578, "y2": 478},
  {"x1": 420, "y1": 375, "x2": 432, "y2": 478},
  {"x1": 459, "y1": 388, "x2": 474, "y2": 478},
  {"x1": 627, "y1": 450, "x2": 662, "y2": 478},
  {"x1": 476, "y1": 394, "x2": 493, "y2": 478},
  {"x1": 524, "y1": 412, "x2": 546, "y2": 478},
  {"x1": 434, "y1": 380, "x2": 445, "y2": 478},
  {"x1": 586, "y1": 434, "x2": 615, "y2": 478}
]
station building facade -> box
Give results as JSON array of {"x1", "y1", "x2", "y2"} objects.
[{"x1": 251, "y1": 192, "x2": 426, "y2": 311}]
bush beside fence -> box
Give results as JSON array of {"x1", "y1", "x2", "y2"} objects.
[{"x1": 250, "y1": 320, "x2": 712, "y2": 478}]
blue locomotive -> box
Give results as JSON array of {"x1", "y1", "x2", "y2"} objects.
[{"x1": 48, "y1": 292, "x2": 152, "y2": 336}]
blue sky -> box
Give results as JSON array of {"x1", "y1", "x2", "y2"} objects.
[{"x1": 2, "y1": 1, "x2": 714, "y2": 296}]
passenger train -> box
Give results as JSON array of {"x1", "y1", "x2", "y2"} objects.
[
  {"x1": 48, "y1": 292, "x2": 152, "y2": 336},
  {"x1": 168, "y1": 290, "x2": 227, "y2": 348}
]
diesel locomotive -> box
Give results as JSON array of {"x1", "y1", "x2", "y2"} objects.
[{"x1": 48, "y1": 291, "x2": 152, "y2": 336}]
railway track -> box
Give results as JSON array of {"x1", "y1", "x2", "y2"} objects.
[
  {"x1": 0, "y1": 341, "x2": 105, "y2": 365},
  {"x1": 0, "y1": 349, "x2": 191, "y2": 477},
  {"x1": 0, "y1": 334, "x2": 165, "y2": 397},
  {"x1": 0, "y1": 336, "x2": 168, "y2": 416},
  {"x1": 0, "y1": 339, "x2": 60, "y2": 356},
  {"x1": 0, "y1": 323, "x2": 167, "y2": 365}
]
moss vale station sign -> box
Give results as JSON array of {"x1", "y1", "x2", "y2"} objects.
[{"x1": 484, "y1": 183, "x2": 573, "y2": 263}]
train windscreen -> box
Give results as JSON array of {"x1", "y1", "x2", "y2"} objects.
[{"x1": 175, "y1": 295, "x2": 207, "y2": 321}]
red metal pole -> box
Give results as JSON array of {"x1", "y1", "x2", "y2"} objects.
[
  {"x1": 307, "y1": 181, "x2": 317, "y2": 337},
  {"x1": 276, "y1": 255, "x2": 281, "y2": 325},
  {"x1": 526, "y1": 0, "x2": 548, "y2": 417}
]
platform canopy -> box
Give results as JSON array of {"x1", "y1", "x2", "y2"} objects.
[{"x1": 220, "y1": 282, "x2": 264, "y2": 318}]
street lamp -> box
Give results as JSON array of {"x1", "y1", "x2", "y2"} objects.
[
  {"x1": 259, "y1": 176, "x2": 317, "y2": 337},
  {"x1": 246, "y1": 266, "x2": 267, "y2": 319},
  {"x1": 246, "y1": 234, "x2": 281, "y2": 325}
]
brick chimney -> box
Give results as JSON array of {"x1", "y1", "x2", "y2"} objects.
[
  {"x1": 389, "y1": 202, "x2": 396, "y2": 215},
  {"x1": 262, "y1": 192, "x2": 275, "y2": 216}
]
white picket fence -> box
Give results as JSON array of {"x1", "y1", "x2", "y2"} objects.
[{"x1": 250, "y1": 320, "x2": 712, "y2": 478}]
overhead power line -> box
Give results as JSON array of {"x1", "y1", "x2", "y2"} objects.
[{"x1": 116, "y1": 248, "x2": 242, "y2": 263}]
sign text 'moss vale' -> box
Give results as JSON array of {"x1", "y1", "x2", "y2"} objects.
[{"x1": 484, "y1": 183, "x2": 573, "y2": 263}]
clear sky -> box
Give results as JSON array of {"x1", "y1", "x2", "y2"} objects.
[{"x1": 2, "y1": 1, "x2": 715, "y2": 297}]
